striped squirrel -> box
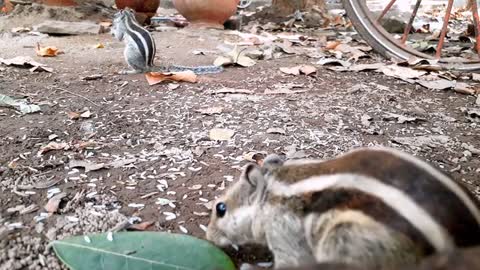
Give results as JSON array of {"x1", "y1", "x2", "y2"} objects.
[
  {"x1": 273, "y1": 247, "x2": 480, "y2": 270},
  {"x1": 111, "y1": 8, "x2": 223, "y2": 75},
  {"x1": 206, "y1": 147, "x2": 480, "y2": 269}
]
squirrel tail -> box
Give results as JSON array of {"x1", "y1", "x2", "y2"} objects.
[{"x1": 168, "y1": 65, "x2": 224, "y2": 74}]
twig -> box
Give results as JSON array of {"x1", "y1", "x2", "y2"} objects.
[
  {"x1": 12, "y1": 173, "x2": 29, "y2": 197},
  {"x1": 54, "y1": 87, "x2": 100, "y2": 107}
]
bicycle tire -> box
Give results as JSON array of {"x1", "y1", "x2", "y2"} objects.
[{"x1": 342, "y1": 0, "x2": 480, "y2": 71}]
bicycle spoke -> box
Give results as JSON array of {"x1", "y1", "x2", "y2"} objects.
[
  {"x1": 435, "y1": 0, "x2": 454, "y2": 59},
  {"x1": 470, "y1": 0, "x2": 480, "y2": 56},
  {"x1": 401, "y1": 0, "x2": 422, "y2": 44},
  {"x1": 377, "y1": 0, "x2": 397, "y2": 22}
]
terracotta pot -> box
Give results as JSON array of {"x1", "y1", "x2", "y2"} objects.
[
  {"x1": 37, "y1": 0, "x2": 78, "y2": 6},
  {"x1": 115, "y1": 0, "x2": 160, "y2": 24},
  {"x1": 173, "y1": 0, "x2": 240, "y2": 29},
  {"x1": 1, "y1": 0, "x2": 14, "y2": 13},
  {"x1": 115, "y1": 0, "x2": 160, "y2": 13}
]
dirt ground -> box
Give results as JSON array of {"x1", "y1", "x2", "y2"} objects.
[{"x1": 1, "y1": 15, "x2": 480, "y2": 270}]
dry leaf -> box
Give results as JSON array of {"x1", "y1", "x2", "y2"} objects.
[
  {"x1": 213, "y1": 56, "x2": 233, "y2": 67},
  {"x1": 380, "y1": 65, "x2": 427, "y2": 81},
  {"x1": 37, "y1": 142, "x2": 69, "y2": 157},
  {"x1": 67, "y1": 111, "x2": 81, "y2": 120},
  {"x1": 94, "y1": 43, "x2": 104, "y2": 49},
  {"x1": 45, "y1": 192, "x2": 67, "y2": 213},
  {"x1": 299, "y1": 65, "x2": 317, "y2": 75},
  {"x1": 127, "y1": 221, "x2": 155, "y2": 231},
  {"x1": 325, "y1": 40, "x2": 341, "y2": 50},
  {"x1": 215, "y1": 46, "x2": 256, "y2": 67},
  {"x1": 35, "y1": 43, "x2": 59, "y2": 57},
  {"x1": 69, "y1": 160, "x2": 106, "y2": 173},
  {"x1": 0, "y1": 56, "x2": 52, "y2": 72},
  {"x1": 280, "y1": 66, "x2": 300, "y2": 75},
  {"x1": 209, "y1": 128, "x2": 235, "y2": 141},
  {"x1": 280, "y1": 65, "x2": 317, "y2": 76},
  {"x1": 145, "y1": 71, "x2": 197, "y2": 85},
  {"x1": 417, "y1": 79, "x2": 456, "y2": 90}
]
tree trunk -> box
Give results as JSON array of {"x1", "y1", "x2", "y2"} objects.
[{"x1": 271, "y1": 0, "x2": 325, "y2": 16}]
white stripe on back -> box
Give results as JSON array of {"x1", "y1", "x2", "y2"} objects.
[
  {"x1": 364, "y1": 147, "x2": 480, "y2": 225},
  {"x1": 270, "y1": 173, "x2": 455, "y2": 252},
  {"x1": 124, "y1": 13, "x2": 152, "y2": 66}
]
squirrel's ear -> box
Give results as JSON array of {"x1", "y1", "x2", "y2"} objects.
[{"x1": 243, "y1": 163, "x2": 264, "y2": 188}]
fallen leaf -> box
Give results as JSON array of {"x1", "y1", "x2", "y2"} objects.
[
  {"x1": 299, "y1": 65, "x2": 317, "y2": 75},
  {"x1": 168, "y1": 83, "x2": 180, "y2": 90},
  {"x1": 383, "y1": 113, "x2": 423, "y2": 124},
  {"x1": 317, "y1": 58, "x2": 351, "y2": 67},
  {"x1": 0, "y1": 94, "x2": 41, "y2": 114},
  {"x1": 209, "y1": 129, "x2": 235, "y2": 141},
  {"x1": 334, "y1": 44, "x2": 366, "y2": 61},
  {"x1": 214, "y1": 46, "x2": 256, "y2": 67},
  {"x1": 94, "y1": 43, "x2": 104, "y2": 49},
  {"x1": 145, "y1": 71, "x2": 197, "y2": 85},
  {"x1": 417, "y1": 79, "x2": 456, "y2": 90},
  {"x1": 37, "y1": 142, "x2": 69, "y2": 157},
  {"x1": 380, "y1": 65, "x2": 427, "y2": 81},
  {"x1": 325, "y1": 40, "x2": 341, "y2": 50},
  {"x1": 69, "y1": 160, "x2": 106, "y2": 173},
  {"x1": 45, "y1": 192, "x2": 67, "y2": 213},
  {"x1": 280, "y1": 66, "x2": 300, "y2": 75},
  {"x1": 454, "y1": 82, "x2": 476, "y2": 95},
  {"x1": 35, "y1": 43, "x2": 60, "y2": 57},
  {"x1": 196, "y1": 107, "x2": 223, "y2": 115},
  {"x1": 108, "y1": 159, "x2": 137, "y2": 168},
  {"x1": 213, "y1": 56, "x2": 233, "y2": 67},
  {"x1": 0, "y1": 56, "x2": 52, "y2": 72},
  {"x1": 127, "y1": 221, "x2": 155, "y2": 231},
  {"x1": 280, "y1": 65, "x2": 317, "y2": 76},
  {"x1": 80, "y1": 110, "x2": 92, "y2": 118},
  {"x1": 67, "y1": 111, "x2": 81, "y2": 120}
]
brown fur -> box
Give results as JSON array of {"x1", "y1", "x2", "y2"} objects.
[{"x1": 271, "y1": 149, "x2": 480, "y2": 247}]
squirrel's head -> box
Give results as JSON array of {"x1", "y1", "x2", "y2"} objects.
[
  {"x1": 206, "y1": 155, "x2": 284, "y2": 247},
  {"x1": 111, "y1": 8, "x2": 136, "y2": 41}
]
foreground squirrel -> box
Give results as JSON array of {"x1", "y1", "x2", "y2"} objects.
[
  {"x1": 111, "y1": 8, "x2": 223, "y2": 75},
  {"x1": 206, "y1": 147, "x2": 480, "y2": 269}
]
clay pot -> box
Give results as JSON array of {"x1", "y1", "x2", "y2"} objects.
[
  {"x1": 173, "y1": 0, "x2": 240, "y2": 29},
  {"x1": 37, "y1": 0, "x2": 78, "y2": 6},
  {"x1": 115, "y1": 0, "x2": 160, "y2": 24},
  {"x1": 1, "y1": 0, "x2": 14, "y2": 13}
]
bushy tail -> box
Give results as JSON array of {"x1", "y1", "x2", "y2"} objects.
[{"x1": 168, "y1": 65, "x2": 224, "y2": 74}]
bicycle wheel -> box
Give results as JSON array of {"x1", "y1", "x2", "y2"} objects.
[{"x1": 342, "y1": 0, "x2": 480, "y2": 71}]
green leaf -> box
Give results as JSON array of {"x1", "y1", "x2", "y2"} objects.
[{"x1": 52, "y1": 232, "x2": 236, "y2": 270}]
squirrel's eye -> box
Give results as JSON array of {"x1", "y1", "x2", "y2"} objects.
[{"x1": 216, "y1": 202, "x2": 227, "y2": 218}]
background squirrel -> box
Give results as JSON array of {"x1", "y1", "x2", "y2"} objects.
[
  {"x1": 111, "y1": 8, "x2": 223, "y2": 75},
  {"x1": 206, "y1": 147, "x2": 480, "y2": 269}
]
